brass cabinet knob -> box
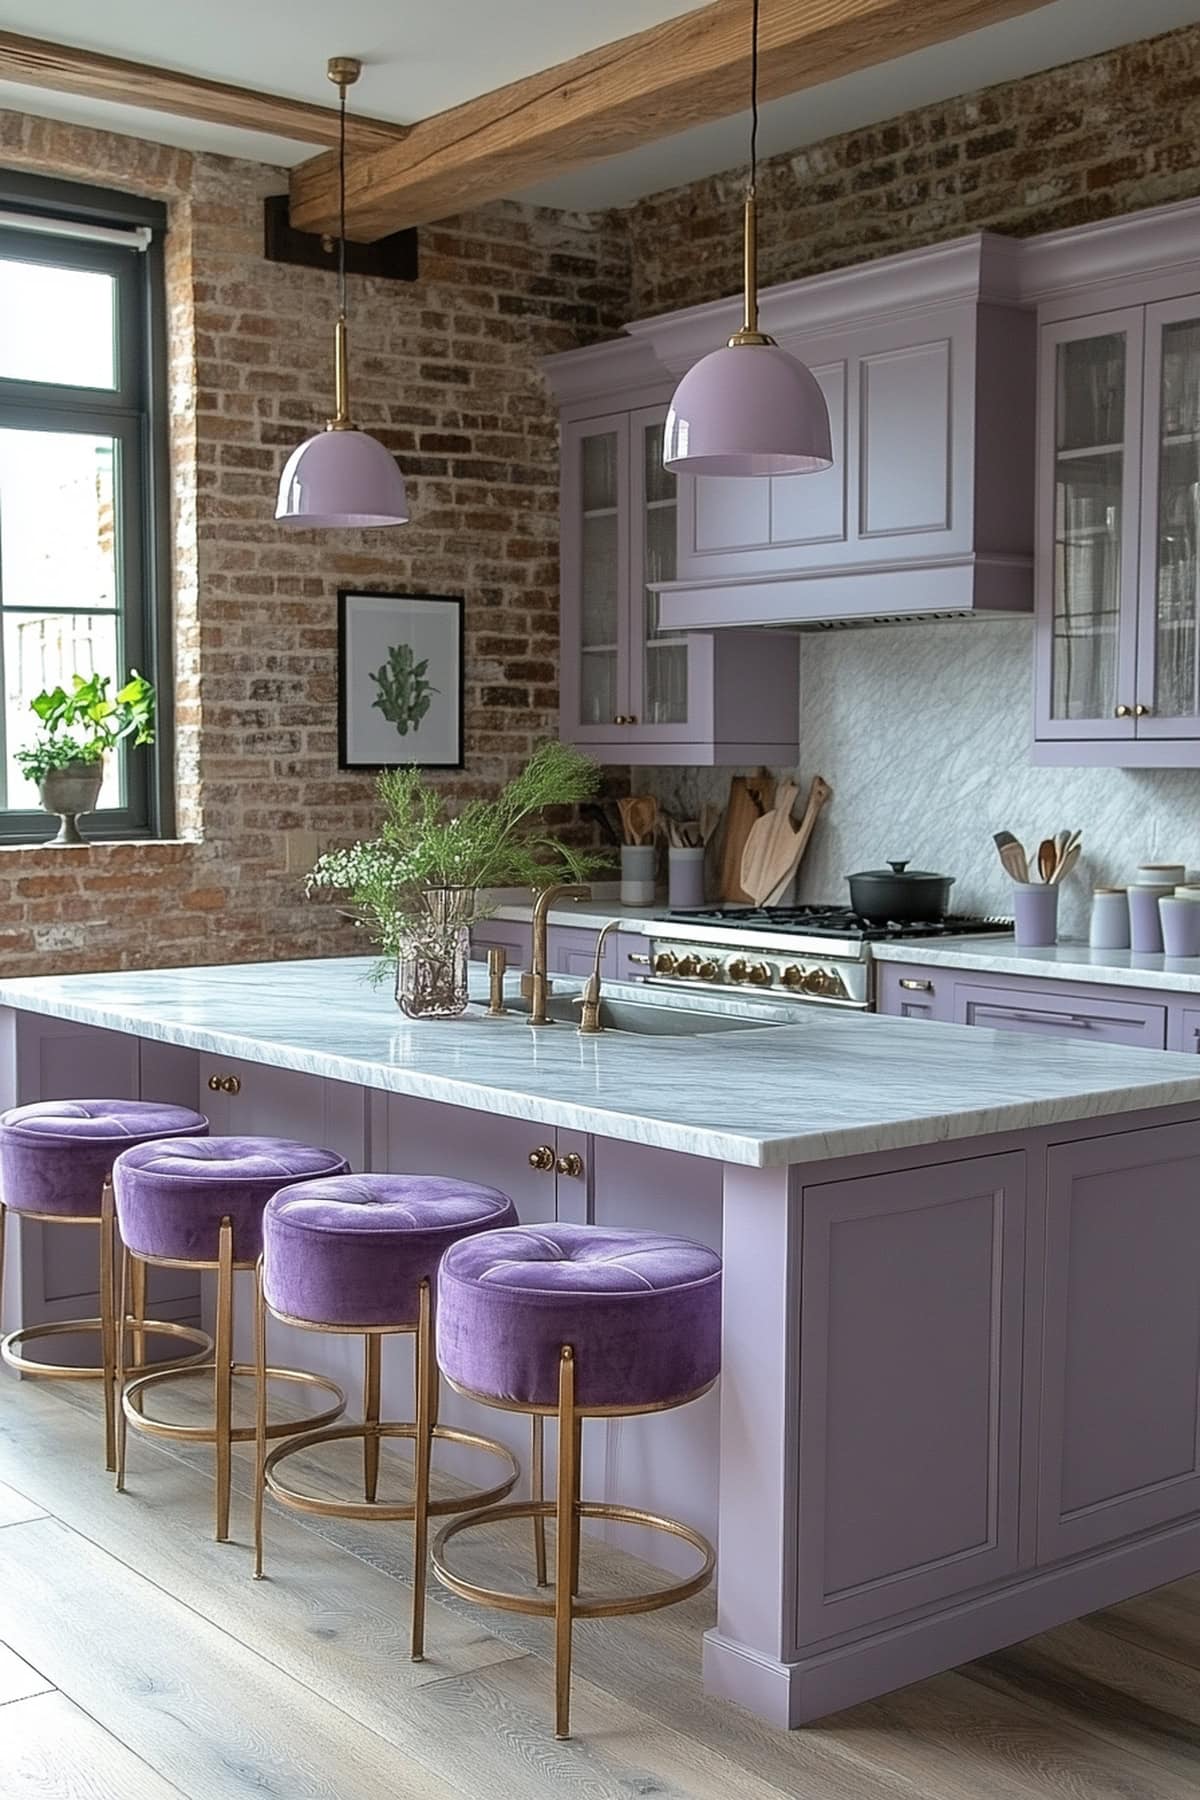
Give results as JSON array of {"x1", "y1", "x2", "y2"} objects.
[
  {"x1": 1135, "y1": 703, "x2": 1151, "y2": 717},
  {"x1": 528, "y1": 1145, "x2": 555, "y2": 1172},
  {"x1": 652, "y1": 951, "x2": 677, "y2": 975},
  {"x1": 697, "y1": 960, "x2": 718, "y2": 981},
  {"x1": 207, "y1": 1073, "x2": 241, "y2": 1095},
  {"x1": 746, "y1": 962, "x2": 772, "y2": 985},
  {"x1": 556, "y1": 1152, "x2": 584, "y2": 1179},
  {"x1": 1115, "y1": 704, "x2": 1132, "y2": 718}
]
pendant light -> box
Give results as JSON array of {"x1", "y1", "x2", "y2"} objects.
[
  {"x1": 275, "y1": 57, "x2": 410, "y2": 528},
  {"x1": 663, "y1": 0, "x2": 833, "y2": 478}
]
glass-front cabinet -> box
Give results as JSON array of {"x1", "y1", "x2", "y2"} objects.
[
  {"x1": 1036, "y1": 295, "x2": 1200, "y2": 763},
  {"x1": 559, "y1": 399, "x2": 799, "y2": 765}
]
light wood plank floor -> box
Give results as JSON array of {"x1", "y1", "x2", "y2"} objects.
[{"x1": 3, "y1": 1377, "x2": 1200, "y2": 1799}]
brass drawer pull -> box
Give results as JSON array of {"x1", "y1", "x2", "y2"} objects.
[
  {"x1": 528, "y1": 1145, "x2": 555, "y2": 1171},
  {"x1": 898, "y1": 978, "x2": 933, "y2": 992},
  {"x1": 207, "y1": 1073, "x2": 241, "y2": 1095},
  {"x1": 556, "y1": 1153, "x2": 584, "y2": 1179}
]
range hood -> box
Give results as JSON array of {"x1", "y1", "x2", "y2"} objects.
[{"x1": 628, "y1": 234, "x2": 1036, "y2": 633}]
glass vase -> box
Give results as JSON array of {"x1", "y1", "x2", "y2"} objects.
[{"x1": 395, "y1": 887, "x2": 474, "y2": 1019}]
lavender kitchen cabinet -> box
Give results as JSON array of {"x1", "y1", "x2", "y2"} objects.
[
  {"x1": 795, "y1": 1153, "x2": 1027, "y2": 1640},
  {"x1": 543, "y1": 347, "x2": 800, "y2": 765},
  {"x1": 875, "y1": 964, "x2": 954, "y2": 1022},
  {"x1": 1038, "y1": 1120, "x2": 1200, "y2": 1561},
  {"x1": 1168, "y1": 1004, "x2": 1200, "y2": 1052},
  {"x1": 469, "y1": 917, "x2": 531, "y2": 969},
  {"x1": 472, "y1": 919, "x2": 646, "y2": 985},
  {"x1": 1029, "y1": 214, "x2": 1200, "y2": 763}
]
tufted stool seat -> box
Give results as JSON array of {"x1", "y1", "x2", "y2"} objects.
[
  {"x1": 0, "y1": 1098, "x2": 211, "y2": 1470},
  {"x1": 253, "y1": 1172, "x2": 520, "y2": 1659},
  {"x1": 112, "y1": 1136, "x2": 350, "y2": 1541},
  {"x1": 432, "y1": 1221, "x2": 722, "y2": 1739}
]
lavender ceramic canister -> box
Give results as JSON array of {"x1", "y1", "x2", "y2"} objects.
[
  {"x1": 1160, "y1": 895, "x2": 1200, "y2": 958},
  {"x1": 1088, "y1": 887, "x2": 1130, "y2": 951},
  {"x1": 1128, "y1": 882, "x2": 1173, "y2": 954},
  {"x1": 667, "y1": 847, "x2": 706, "y2": 910},
  {"x1": 1012, "y1": 881, "x2": 1058, "y2": 948}
]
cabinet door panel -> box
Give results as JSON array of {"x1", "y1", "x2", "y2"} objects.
[
  {"x1": 1035, "y1": 309, "x2": 1143, "y2": 743},
  {"x1": 560, "y1": 414, "x2": 631, "y2": 742},
  {"x1": 1135, "y1": 297, "x2": 1200, "y2": 735},
  {"x1": 875, "y1": 965, "x2": 951, "y2": 1022},
  {"x1": 197, "y1": 1055, "x2": 365, "y2": 1169},
  {"x1": 954, "y1": 982, "x2": 1165, "y2": 1049},
  {"x1": 1040, "y1": 1122, "x2": 1200, "y2": 1560},
  {"x1": 860, "y1": 340, "x2": 951, "y2": 537},
  {"x1": 796, "y1": 1153, "x2": 1026, "y2": 1639},
  {"x1": 1168, "y1": 1004, "x2": 1200, "y2": 1053},
  {"x1": 470, "y1": 920, "x2": 531, "y2": 968},
  {"x1": 692, "y1": 472, "x2": 771, "y2": 554},
  {"x1": 770, "y1": 362, "x2": 847, "y2": 547}
]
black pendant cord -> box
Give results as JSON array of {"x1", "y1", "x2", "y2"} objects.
[{"x1": 749, "y1": 0, "x2": 760, "y2": 197}]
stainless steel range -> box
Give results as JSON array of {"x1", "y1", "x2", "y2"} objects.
[{"x1": 631, "y1": 907, "x2": 1012, "y2": 1011}]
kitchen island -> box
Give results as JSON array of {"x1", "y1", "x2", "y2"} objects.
[{"x1": 4, "y1": 955, "x2": 1200, "y2": 1729}]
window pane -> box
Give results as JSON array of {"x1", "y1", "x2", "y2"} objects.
[
  {"x1": 3, "y1": 611, "x2": 122, "y2": 810},
  {"x1": 0, "y1": 429, "x2": 118, "y2": 612},
  {"x1": 0, "y1": 258, "x2": 117, "y2": 388}
]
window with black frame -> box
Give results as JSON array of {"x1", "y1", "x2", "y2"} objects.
[{"x1": 0, "y1": 174, "x2": 171, "y2": 843}]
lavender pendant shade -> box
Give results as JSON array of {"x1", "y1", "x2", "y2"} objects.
[{"x1": 275, "y1": 426, "x2": 409, "y2": 529}]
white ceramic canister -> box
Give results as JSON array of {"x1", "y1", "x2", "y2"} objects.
[
  {"x1": 1137, "y1": 862, "x2": 1187, "y2": 888},
  {"x1": 1088, "y1": 886, "x2": 1130, "y2": 950},
  {"x1": 620, "y1": 843, "x2": 657, "y2": 907},
  {"x1": 1160, "y1": 895, "x2": 1200, "y2": 958}
]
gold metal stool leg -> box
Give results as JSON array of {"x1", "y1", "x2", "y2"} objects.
[
  {"x1": 130, "y1": 1249, "x2": 148, "y2": 1373},
  {"x1": 363, "y1": 1333, "x2": 381, "y2": 1504},
  {"x1": 531, "y1": 1413, "x2": 548, "y2": 1587},
  {"x1": 253, "y1": 1262, "x2": 268, "y2": 1580},
  {"x1": 0, "y1": 1200, "x2": 7, "y2": 1339},
  {"x1": 554, "y1": 1347, "x2": 578, "y2": 1740},
  {"x1": 114, "y1": 1242, "x2": 130, "y2": 1493},
  {"x1": 99, "y1": 1179, "x2": 117, "y2": 1473},
  {"x1": 214, "y1": 1218, "x2": 235, "y2": 1543},
  {"x1": 411, "y1": 1280, "x2": 434, "y2": 1662}
]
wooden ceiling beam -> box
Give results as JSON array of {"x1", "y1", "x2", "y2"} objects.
[
  {"x1": 0, "y1": 29, "x2": 409, "y2": 153},
  {"x1": 289, "y1": 0, "x2": 1057, "y2": 241}
]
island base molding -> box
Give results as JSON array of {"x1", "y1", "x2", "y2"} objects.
[{"x1": 705, "y1": 1512, "x2": 1200, "y2": 1726}]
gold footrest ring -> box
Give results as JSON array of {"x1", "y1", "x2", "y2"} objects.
[
  {"x1": 264, "y1": 1421, "x2": 520, "y2": 1522},
  {"x1": 3, "y1": 1318, "x2": 211, "y2": 1380},
  {"x1": 122, "y1": 1363, "x2": 345, "y2": 1444},
  {"x1": 432, "y1": 1498, "x2": 715, "y2": 1620}
]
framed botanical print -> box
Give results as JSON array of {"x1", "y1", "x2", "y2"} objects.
[{"x1": 338, "y1": 590, "x2": 464, "y2": 770}]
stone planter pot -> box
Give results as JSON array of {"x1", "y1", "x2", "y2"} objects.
[{"x1": 38, "y1": 759, "x2": 104, "y2": 847}]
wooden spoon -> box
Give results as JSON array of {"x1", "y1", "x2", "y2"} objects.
[
  {"x1": 1037, "y1": 838, "x2": 1057, "y2": 884},
  {"x1": 1050, "y1": 843, "x2": 1081, "y2": 886},
  {"x1": 624, "y1": 795, "x2": 658, "y2": 846},
  {"x1": 994, "y1": 832, "x2": 1028, "y2": 884}
]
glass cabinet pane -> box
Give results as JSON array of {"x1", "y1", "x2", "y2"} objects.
[
  {"x1": 1151, "y1": 317, "x2": 1200, "y2": 719},
  {"x1": 640, "y1": 420, "x2": 686, "y2": 725},
  {"x1": 1049, "y1": 333, "x2": 1126, "y2": 721},
  {"x1": 578, "y1": 429, "x2": 620, "y2": 725}
]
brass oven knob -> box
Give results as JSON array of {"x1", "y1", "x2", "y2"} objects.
[
  {"x1": 728, "y1": 959, "x2": 750, "y2": 984},
  {"x1": 697, "y1": 960, "x2": 719, "y2": 981},
  {"x1": 528, "y1": 1145, "x2": 555, "y2": 1171},
  {"x1": 556, "y1": 1152, "x2": 584, "y2": 1179},
  {"x1": 207, "y1": 1073, "x2": 241, "y2": 1095},
  {"x1": 674, "y1": 955, "x2": 700, "y2": 978},
  {"x1": 802, "y1": 968, "x2": 829, "y2": 994},
  {"x1": 782, "y1": 965, "x2": 805, "y2": 988},
  {"x1": 746, "y1": 962, "x2": 772, "y2": 985},
  {"x1": 652, "y1": 951, "x2": 678, "y2": 975}
]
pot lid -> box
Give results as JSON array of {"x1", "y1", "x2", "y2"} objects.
[{"x1": 847, "y1": 860, "x2": 955, "y2": 883}]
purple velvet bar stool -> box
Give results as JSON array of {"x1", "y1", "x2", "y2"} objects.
[
  {"x1": 253, "y1": 1172, "x2": 521, "y2": 1659},
  {"x1": 0, "y1": 1098, "x2": 211, "y2": 1471},
  {"x1": 431, "y1": 1221, "x2": 722, "y2": 1739},
  {"x1": 112, "y1": 1136, "x2": 349, "y2": 1542}
]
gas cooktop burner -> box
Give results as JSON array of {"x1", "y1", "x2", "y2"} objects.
[{"x1": 666, "y1": 905, "x2": 1012, "y2": 943}]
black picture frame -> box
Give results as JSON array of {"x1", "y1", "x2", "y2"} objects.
[{"x1": 337, "y1": 590, "x2": 465, "y2": 771}]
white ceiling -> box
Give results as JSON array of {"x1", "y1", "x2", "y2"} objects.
[{"x1": 1, "y1": 0, "x2": 1199, "y2": 212}]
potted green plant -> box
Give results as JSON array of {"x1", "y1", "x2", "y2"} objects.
[
  {"x1": 308, "y1": 742, "x2": 609, "y2": 1017},
  {"x1": 16, "y1": 671, "x2": 156, "y2": 846}
]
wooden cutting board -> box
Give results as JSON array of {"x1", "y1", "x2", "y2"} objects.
[
  {"x1": 739, "y1": 782, "x2": 801, "y2": 906},
  {"x1": 719, "y1": 770, "x2": 775, "y2": 903},
  {"x1": 760, "y1": 775, "x2": 832, "y2": 906}
]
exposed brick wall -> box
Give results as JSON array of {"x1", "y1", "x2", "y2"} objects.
[
  {"x1": 0, "y1": 114, "x2": 627, "y2": 975},
  {"x1": 628, "y1": 19, "x2": 1200, "y2": 317}
]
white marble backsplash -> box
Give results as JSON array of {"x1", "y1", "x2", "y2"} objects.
[{"x1": 640, "y1": 618, "x2": 1200, "y2": 940}]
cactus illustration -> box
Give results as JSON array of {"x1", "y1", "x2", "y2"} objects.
[{"x1": 369, "y1": 643, "x2": 439, "y2": 737}]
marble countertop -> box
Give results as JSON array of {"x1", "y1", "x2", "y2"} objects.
[
  {"x1": 3, "y1": 958, "x2": 1200, "y2": 1168},
  {"x1": 875, "y1": 937, "x2": 1200, "y2": 994}
]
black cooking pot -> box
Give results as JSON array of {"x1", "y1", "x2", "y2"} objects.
[{"x1": 846, "y1": 860, "x2": 956, "y2": 923}]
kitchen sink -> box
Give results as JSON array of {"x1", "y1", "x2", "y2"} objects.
[{"x1": 503, "y1": 993, "x2": 788, "y2": 1035}]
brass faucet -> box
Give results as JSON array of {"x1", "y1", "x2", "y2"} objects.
[
  {"x1": 525, "y1": 884, "x2": 588, "y2": 1024},
  {"x1": 577, "y1": 919, "x2": 621, "y2": 1035}
]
